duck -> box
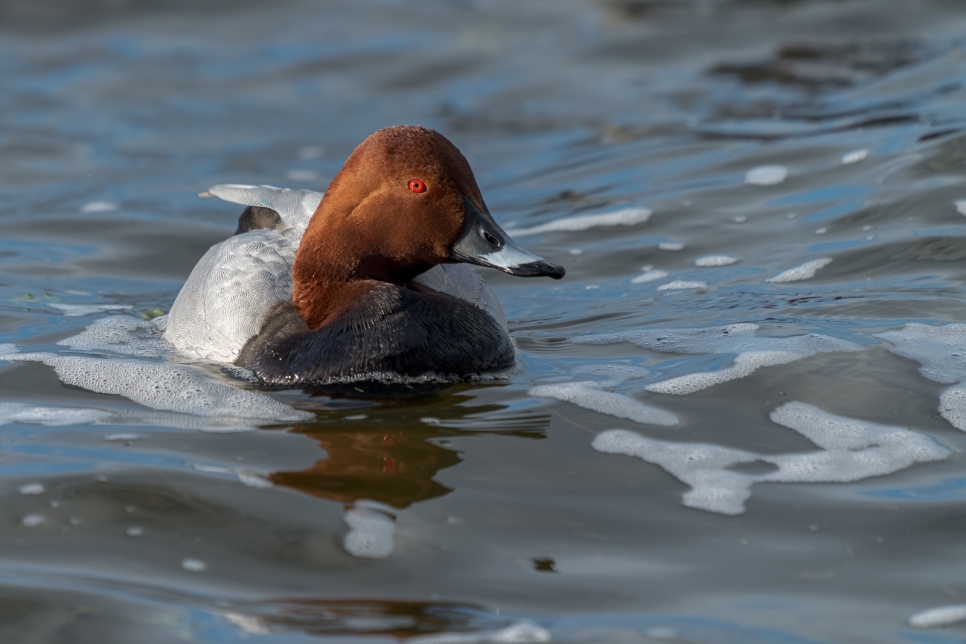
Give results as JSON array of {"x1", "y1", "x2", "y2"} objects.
[{"x1": 164, "y1": 125, "x2": 564, "y2": 385}]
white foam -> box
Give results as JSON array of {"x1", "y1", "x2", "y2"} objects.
[
  {"x1": 841, "y1": 149, "x2": 870, "y2": 165},
  {"x1": 507, "y1": 207, "x2": 651, "y2": 236},
  {"x1": 593, "y1": 402, "x2": 949, "y2": 515},
  {"x1": 409, "y1": 621, "x2": 551, "y2": 644},
  {"x1": 5, "y1": 353, "x2": 310, "y2": 422},
  {"x1": 18, "y1": 483, "x2": 45, "y2": 495},
  {"x1": 646, "y1": 351, "x2": 802, "y2": 395},
  {"x1": 658, "y1": 242, "x2": 684, "y2": 251},
  {"x1": 181, "y1": 558, "x2": 206, "y2": 572},
  {"x1": 657, "y1": 280, "x2": 707, "y2": 291},
  {"x1": 694, "y1": 255, "x2": 737, "y2": 267},
  {"x1": 48, "y1": 303, "x2": 131, "y2": 316},
  {"x1": 876, "y1": 324, "x2": 966, "y2": 431},
  {"x1": 80, "y1": 201, "x2": 118, "y2": 213},
  {"x1": 745, "y1": 165, "x2": 788, "y2": 186},
  {"x1": 529, "y1": 382, "x2": 678, "y2": 426},
  {"x1": 631, "y1": 269, "x2": 668, "y2": 284},
  {"x1": 766, "y1": 258, "x2": 832, "y2": 283},
  {"x1": 575, "y1": 324, "x2": 861, "y2": 395},
  {"x1": 955, "y1": 200, "x2": 966, "y2": 216},
  {"x1": 21, "y1": 514, "x2": 45, "y2": 527},
  {"x1": 104, "y1": 433, "x2": 141, "y2": 441},
  {"x1": 909, "y1": 605, "x2": 966, "y2": 628},
  {"x1": 343, "y1": 505, "x2": 396, "y2": 559},
  {"x1": 0, "y1": 402, "x2": 112, "y2": 426}
]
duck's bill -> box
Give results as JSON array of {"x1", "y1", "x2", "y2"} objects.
[{"x1": 450, "y1": 196, "x2": 566, "y2": 279}]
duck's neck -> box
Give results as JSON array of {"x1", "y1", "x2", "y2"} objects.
[{"x1": 291, "y1": 217, "x2": 432, "y2": 331}]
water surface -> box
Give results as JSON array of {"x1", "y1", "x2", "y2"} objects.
[{"x1": 4, "y1": 1, "x2": 966, "y2": 641}]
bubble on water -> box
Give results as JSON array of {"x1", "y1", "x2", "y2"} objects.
[
  {"x1": 592, "y1": 401, "x2": 949, "y2": 515},
  {"x1": 21, "y1": 514, "x2": 45, "y2": 527},
  {"x1": 409, "y1": 621, "x2": 551, "y2": 644},
  {"x1": 841, "y1": 149, "x2": 870, "y2": 164},
  {"x1": 507, "y1": 207, "x2": 651, "y2": 236},
  {"x1": 658, "y1": 242, "x2": 684, "y2": 251},
  {"x1": 909, "y1": 604, "x2": 966, "y2": 628},
  {"x1": 745, "y1": 165, "x2": 787, "y2": 186},
  {"x1": 104, "y1": 433, "x2": 141, "y2": 442},
  {"x1": 80, "y1": 201, "x2": 117, "y2": 213},
  {"x1": 529, "y1": 382, "x2": 678, "y2": 426},
  {"x1": 343, "y1": 505, "x2": 395, "y2": 559},
  {"x1": 766, "y1": 258, "x2": 832, "y2": 283},
  {"x1": 694, "y1": 255, "x2": 737, "y2": 267},
  {"x1": 126, "y1": 526, "x2": 143, "y2": 537},
  {"x1": 657, "y1": 280, "x2": 706, "y2": 291},
  {"x1": 631, "y1": 269, "x2": 668, "y2": 284},
  {"x1": 18, "y1": 483, "x2": 44, "y2": 495},
  {"x1": 182, "y1": 558, "x2": 206, "y2": 572}
]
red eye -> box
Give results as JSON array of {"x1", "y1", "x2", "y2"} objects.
[{"x1": 408, "y1": 179, "x2": 426, "y2": 193}]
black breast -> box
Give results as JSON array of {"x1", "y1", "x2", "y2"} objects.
[{"x1": 235, "y1": 284, "x2": 514, "y2": 386}]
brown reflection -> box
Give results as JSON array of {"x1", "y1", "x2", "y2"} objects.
[
  {"x1": 270, "y1": 422, "x2": 460, "y2": 509},
  {"x1": 271, "y1": 388, "x2": 549, "y2": 509},
  {"x1": 234, "y1": 598, "x2": 496, "y2": 639}
]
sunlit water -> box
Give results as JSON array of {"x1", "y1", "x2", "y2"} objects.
[{"x1": 4, "y1": 0, "x2": 966, "y2": 641}]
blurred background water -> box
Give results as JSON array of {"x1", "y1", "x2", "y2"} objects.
[{"x1": 4, "y1": 0, "x2": 966, "y2": 641}]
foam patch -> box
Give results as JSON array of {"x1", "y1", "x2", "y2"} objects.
[
  {"x1": 694, "y1": 255, "x2": 737, "y2": 267},
  {"x1": 745, "y1": 165, "x2": 788, "y2": 186},
  {"x1": 48, "y1": 303, "x2": 131, "y2": 316},
  {"x1": 657, "y1": 280, "x2": 707, "y2": 291},
  {"x1": 574, "y1": 324, "x2": 861, "y2": 395},
  {"x1": 508, "y1": 207, "x2": 651, "y2": 236},
  {"x1": 5, "y1": 352, "x2": 309, "y2": 422},
  {"x1": 529, "y1": 382, "x2": 678, "y2": 426},
  {"x1": 876, "y1": 323, "x2": 966, "y2": 430},
  {"x1": 593, "y1": 401, "x2": 949, "y2": 515},
  {"x1": 631, "y1": 269, "x2": 668, "y2": 284},
  {"x1": 766, "y1": 258, "x2": 832, "y2": 283},
  {"x1": 0, "y1": 402, "x2": 112, "y2": 426},
  {"x1": 841, "y1": 149, "x2": 870, "y2": 165},
  {"x1": 343, "y1": 503, "x2": 396, "y2": 559},
  {"x1": 909, "y1": 605, "x2": 966, "y2": 628},
  {"x1": 409, "y1": 621, "x2": 551, "y2": 644}
]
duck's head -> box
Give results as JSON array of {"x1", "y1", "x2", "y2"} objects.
[{"x1": 296, "y1": 125, "x2": 565, "y2": 288}]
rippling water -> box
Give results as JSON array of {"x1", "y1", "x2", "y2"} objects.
[{"x1": 5, "y1": 0, "x2": 966, "y2": 641}]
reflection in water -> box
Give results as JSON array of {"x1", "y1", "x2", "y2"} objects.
[
  {"x1": 232, "y1": 598, "x2": 501, "y2": 639},
  {"x1": 272, "y1": 422, "x2": 460, "y2": 510},
  {"x1": 272, "y1": 391, "x2": 547, "y2": 510}
]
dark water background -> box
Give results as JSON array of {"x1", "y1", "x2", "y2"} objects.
[{"x1": 4, "y1": 0, "x2": 966, "y2": 641}]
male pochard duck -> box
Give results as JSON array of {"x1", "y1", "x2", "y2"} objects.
[{"x1": 164, "y1": 125, "x2": 564, "y2": 385}]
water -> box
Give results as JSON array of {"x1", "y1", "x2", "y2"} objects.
[{"x1": 4, "y1": 0, "x2": 966, "y2": 641}]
